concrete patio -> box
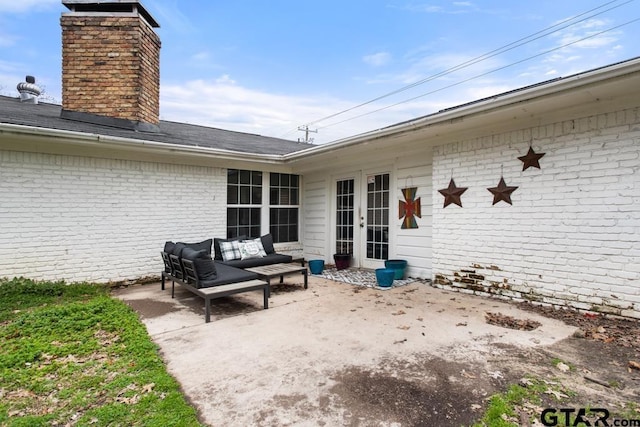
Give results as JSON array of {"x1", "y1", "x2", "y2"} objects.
[{"x1": 114, "y1": 272, "x2": 576, "y2": 426}]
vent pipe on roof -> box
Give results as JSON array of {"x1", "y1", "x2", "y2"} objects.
[{"x1": 17, "y1": 75, "x2": 42, "y2": 104}]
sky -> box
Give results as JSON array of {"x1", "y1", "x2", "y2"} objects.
[{"x1": 1, "y1": 1, "x2": 639, "y2": 144}]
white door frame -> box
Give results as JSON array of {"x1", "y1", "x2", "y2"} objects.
[
  {"x1": 331, "y1": 173, "x2": 362, "y2": 267},
  {"x1": 331, "y1": 168, "x2": 393, "y2": 270},
  {"x1": 360, "y1": 169, "x2": 392, "y2": 270}
]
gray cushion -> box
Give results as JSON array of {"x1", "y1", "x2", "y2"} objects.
[
  {"x1": 178, "y1": 238, "x2": 213, "y2": 255},
  {"x1": 221, "y1": 253, "x2": 292, "y2": 269},
  {"x1": 172, "y1": 242, "x2": 186, "y2": 257},
  {"x1": 260, "y1": 233, "x2": 275, "y2": 254},
  {"x1": 181, "y1": 248, "x2": 217, "y2": 282},
  {"x1": 198, "y1": 263, "x2": 258, "y2": 288},
  {"x1": 163, "y1": 241, "x2": 175, "y2": 254}
]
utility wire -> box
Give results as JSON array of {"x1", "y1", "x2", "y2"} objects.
[
  {"x1": 284, "y1": 0, "x2": 635, "y2": 138},
  {"x1": 318, "y1": 17, "x2": 640, "y2": 131}
]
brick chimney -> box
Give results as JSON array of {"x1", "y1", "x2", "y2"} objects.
[{"x1": 60, "y1": 1, "x2": 161, "y2": 132}]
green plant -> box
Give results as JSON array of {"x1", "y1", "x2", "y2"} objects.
[{"x1": 0, "y1": 278, "x2": 203, "y2": 426}]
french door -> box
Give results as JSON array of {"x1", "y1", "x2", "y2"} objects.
[
  {"x1": 334, "y1": 172, "x2": 390, "y2": 269},
  {"x1": 362, "y1": 173, "x2": 390, "y2": 269}
]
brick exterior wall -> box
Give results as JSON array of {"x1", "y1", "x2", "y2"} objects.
[
  {"x1": 432, "y1": 107, "x2": 640, "y2": 318},
  {"x1": 61, "y1": 13, "x2": 161, "y2": 124},
  {"x1": 0, "y1": 151, "x2": 225, "y2": 283}
]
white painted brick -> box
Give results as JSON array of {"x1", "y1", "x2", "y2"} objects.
[
  {"x1": 0, "y1": 150, "x2": 227, "y2": 283},
  {"x1": 432, "y1": 106, "x2": 640, "y2": 318}
]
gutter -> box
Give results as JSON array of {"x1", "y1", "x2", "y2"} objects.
[{"x1": 0, "y1": 123, "x2": 285, "y2": 164}]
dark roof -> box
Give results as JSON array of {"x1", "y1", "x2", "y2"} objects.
[{"x1": 0, "y1": 96, "x2": 311, "y2": 155}]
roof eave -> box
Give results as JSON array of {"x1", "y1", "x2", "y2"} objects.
[{"x1": 0, "y1": 123, "x2": 285, "y2": 164}]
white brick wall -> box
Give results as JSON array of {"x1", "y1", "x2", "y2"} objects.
[
  {"x1": 0, "y1": 151, "x2": 227, "y2": 283},
  {"x1": 432, "y1": 107, "x2": 640, "y2": 318}
]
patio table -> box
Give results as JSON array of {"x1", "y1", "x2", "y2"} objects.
[{"x1": 245, "y1": 263, "x2": 308, "y2": 297}]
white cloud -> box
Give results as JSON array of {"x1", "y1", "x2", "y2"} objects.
[
  {"x1": 160, "y1": 76, "x2": 351, "y2": 143},
  {"x1": 363, "y1": 52, "x2": 391, "y2": 67},
  {"x1": 0, "y1": 0, "x2": 58, "y2": 13},
  {"x1": 551, "y1": 18, "x2": 619, "y2": 51}
]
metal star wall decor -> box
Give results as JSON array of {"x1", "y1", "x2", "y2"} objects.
[
  {"x1": 487, "y1": 177, "x2": 518, "y2": 205},
  {"x1": 438, "y1": 178, "x2": 468, "y2": 208},
  {"x1": 399, "y1": 187, "x2": 421, "y2": 229},
  {"x1": 518, "y1": 146, "x2": 545, "y2": 171}
]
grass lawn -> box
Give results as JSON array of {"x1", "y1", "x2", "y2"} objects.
[{"x1": 0, "y1": 277, "x2": 204, "y2": 427}]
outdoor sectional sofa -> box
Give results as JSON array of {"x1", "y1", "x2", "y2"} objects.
[{"x1": 160, "y1": 234, "x2": 297, "y2": 322}]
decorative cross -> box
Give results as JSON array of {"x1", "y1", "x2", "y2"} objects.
[{"x1": 399, "y1": 187, "x2": 421, "y2": 229}]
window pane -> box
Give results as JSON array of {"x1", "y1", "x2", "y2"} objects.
[
  {"x1": 228, "y1": 169, "x2": 239, "y2": 184},
  {"x1": 240, "y1": 170, "x2": 251, "y2": 185},
  {"x1": 240, "y1": 187, "x2": 251, "y2": 204},
  {"x1": 252, "y1": 171, "x2": 262, "y2": 186},
  {"x1": 227, "y1": 186, "x2": 238, "y2": 204}
]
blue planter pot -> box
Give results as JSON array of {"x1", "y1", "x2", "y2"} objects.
[
  {"x1": 308, "y1": 259, "x2": 324, "y2": 275},
  {"x1": 385, "y1": 259, "x2": 407, "y2": 280},
  {"x1": 375, "y1": 268, "x2": 395, "y2": 287}
]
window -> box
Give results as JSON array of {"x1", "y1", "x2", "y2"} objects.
[
  {"x1": 227, "y1": 169, "x2": 262, "y2": 238},
  {"x1": 270, "y1": 173, "x2": 299, "y2": 243},
  {"x1": 226, "y1": 170, "x2": 300, "y2": 243}
]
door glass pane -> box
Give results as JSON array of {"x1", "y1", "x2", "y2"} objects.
[
  {"x1": 366, "y1": 173, "x2": 389, "y2": 260},
  {"x1": 336, "y1": 179, "x2": 354, "y2": 255}
]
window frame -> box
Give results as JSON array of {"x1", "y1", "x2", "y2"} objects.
[{"x1": 226, "y1": 170, "x2": 300, "y2": 243}]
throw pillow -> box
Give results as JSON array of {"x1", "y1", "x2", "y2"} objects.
[
  {"x1": 172, "y1": 242, "x2": 186, "y2": 257},
  {"x1": 180, "y1": 248, "x2": 217, "y2": 282},
  {"x1": 163, "y1": 241, "x2": 175, "y2": 254},
  {"x1": 178, "y1": 238, "x2": 213, "y2": 255},
  {"x1": 214, "y1": 235, "x2": 246, "y2": 260},
  {"x1": 260, "y1": 233, "x2": 275, "y2": 254},
  {"x1": 219, "y1": 240, "x2": 242, "y2": 261},
  {"x1": 239, "y1": 239, "x2": 266, "y2": 260}
]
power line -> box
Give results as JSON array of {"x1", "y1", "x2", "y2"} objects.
[
  {"x1": 286, "y1": 0, "x2": 635, "y2": 137},
  {"x1": 318, "y1": 17, "x2": 640, "y2": 131}
]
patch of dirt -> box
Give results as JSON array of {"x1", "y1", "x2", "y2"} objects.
[
  {"x1": 328, "y1": 355, "x2": 521, "y2": 427},
  {"x1": 330, "y1": 305, "x2": 640, "y2": 426},
  {"x1": 485, "y1": 311, "x2": 542, "y2": 331},
  {"x1": 517, "y1": 301, "x2": 640, "y2": 352}
]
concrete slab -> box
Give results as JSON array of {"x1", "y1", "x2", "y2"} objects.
[{"x1": 114, "y1": 275, "x2": 576, "y2": 426}]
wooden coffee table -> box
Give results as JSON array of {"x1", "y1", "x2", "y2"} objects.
[{"x1": 245, "y1": 263, "x2": 308, "y2": 296}]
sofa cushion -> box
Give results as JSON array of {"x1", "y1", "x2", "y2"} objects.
[
  {"x1": 172, "y1": 242, "x2": 187, "y2": 257},
  {"x1": 163, "y1": 241, "x2": 176, "y2": 254},
  {"x1": 182, "y1": 248, "x2": 218, "y2": 281},
  {"x1": 221, "y1": 253, "x2": 293, "y2": 269},
  {"x1": 178, "y1": 238, "x2": 213, "y2": 255},
  {"x1": 198, "y1": 262, "x2": 259, "y2": 288},
  {"x1": 214, "y1": 235, "x2": 246, "y2": 260},
  {"x1": 220, "y1": 240, "x2": 242, "y2": 261},
  {"x1": 260, "y1": 233, "x2": 275, "y2": 254},
  {"x1": 239, "y1": 239, "x2": 267, "y2": 260}
]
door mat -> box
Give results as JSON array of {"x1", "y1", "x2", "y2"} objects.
[{"x1": 312, "y1": 267, "x2": 419, "y2": 290}]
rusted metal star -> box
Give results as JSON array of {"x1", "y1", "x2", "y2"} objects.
[
  {"x1": 518, "y1": 147, "x2": 545, "y2": 171},
  {"x1": 487, "y1": 177, "x2": 518, "y2": 205},
  {"x1": 438, "y1": 178, "x2": 468, "y2": 208}
]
